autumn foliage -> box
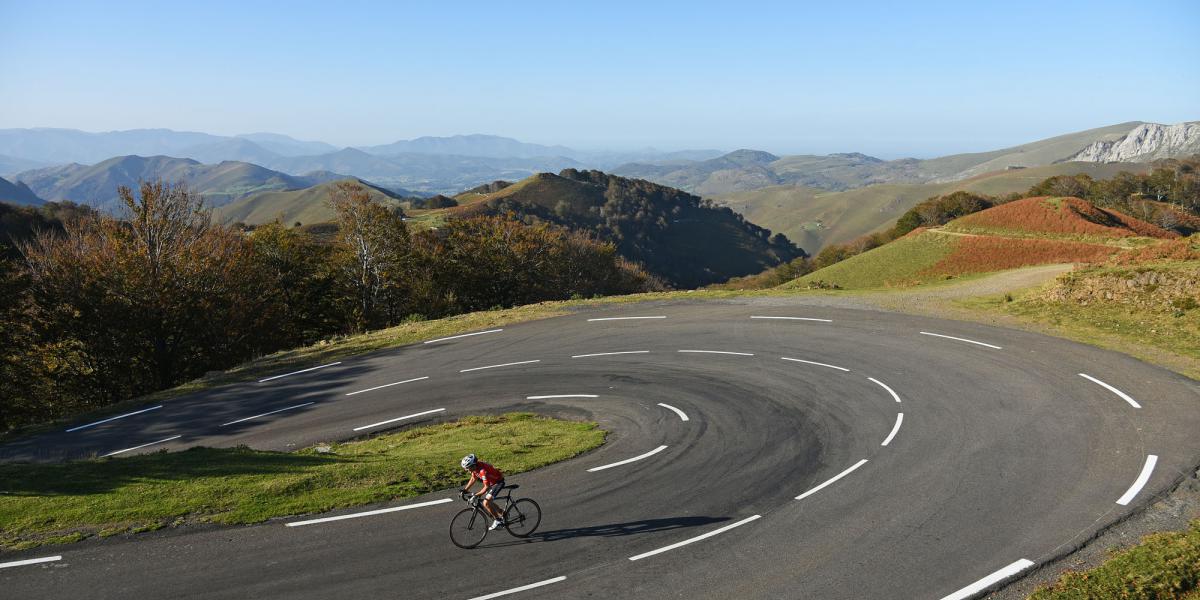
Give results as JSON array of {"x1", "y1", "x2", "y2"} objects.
[
  {"x1": 1109, "y1": 235, "x2": 1200, "y2": 264},
  {"x1": 948, "y1": 197, "x2": 1177, "y2": 239},
  {"x1": 922, "y1": 236, "x2": 1117, "y2": 277},
  {"x1": 0, "y1": 181, "x2": 653, "y2": 432}
]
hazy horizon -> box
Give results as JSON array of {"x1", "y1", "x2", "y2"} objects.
[{"x1": 1, "y1": 0, "x2": 1197, "y2": 158}]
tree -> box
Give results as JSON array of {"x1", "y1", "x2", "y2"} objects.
[
  {"x1": 1029, "y1": 174, "x2": 1092, "y2": 199},
  {"x1": 247, "y1": 221, "x2": 339, "y2": 348},
  {"x1": 21, "y1": 180, "x2": 260, "y2": 394},
  {"x1": 327, "y1": 181, "x2": 411, "y2": 330},
  {"x1": 419, "y1": 216, "x2": 649, "y2": 313},
  {"x1": 1147, "y1": 168, "x2": 1176, "y2": 202},
  {"x1": 0, "y1": 252, "x2": 65, "y2": 430}
]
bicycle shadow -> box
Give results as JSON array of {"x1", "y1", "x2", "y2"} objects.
[{"x1": 482, "y1": 515, "x2": 730, "y2": 548}]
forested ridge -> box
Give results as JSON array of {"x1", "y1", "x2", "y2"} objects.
[
  {"x1": 0, "y1": 181, "x2": 652, "y2": 432},
  {"x1": 455, "y1": 169, "x2": 804, "y2": 288}
]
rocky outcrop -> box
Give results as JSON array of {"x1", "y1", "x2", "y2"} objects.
[
  {"x1": 1069, "y1": 122, "x2": 1200, "y2": 163},
  {"x1": 1042, "y1": 265, "x2": 1200, "y2": 313}
]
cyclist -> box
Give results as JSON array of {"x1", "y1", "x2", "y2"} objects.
[{"x1": 461, "y1": 454, "x2": 507, "y2": 530}]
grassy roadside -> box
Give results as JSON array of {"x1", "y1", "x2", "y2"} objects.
[
  {"x1": 0, "y1": 413, "x2": 604, "y2": 551},
  {"x1": 960, "y1": 262, "x2": 1200, "y2": 380},
  {"x1": 1029, "y1": 520, "x2": 1200, "y2": 599}
]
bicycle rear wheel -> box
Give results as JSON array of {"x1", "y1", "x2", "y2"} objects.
[
  {"x1": 450, "y1": 507, "x2": 489, "y2": 548},
  {"x1": 504, "y1": 498, "x2": 541, "y2": 538}
]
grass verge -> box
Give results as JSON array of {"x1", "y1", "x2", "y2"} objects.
[
  {"x1": 961, "y1": 262, "x2": 1200, "y2": 380},
  {"x1": 786, "y1": 231, "x2": 957, "y2": 289},
  {"x1": 1030, "y1": 520, "x2": 1200, "y2": 599},
  {"x1": 0, "y1": 413, "x2": 604, "y2": 551}
]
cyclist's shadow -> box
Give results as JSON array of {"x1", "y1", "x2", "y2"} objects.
[{"x1": 486, "y1": 516, "x2": 730, "y2": 547}]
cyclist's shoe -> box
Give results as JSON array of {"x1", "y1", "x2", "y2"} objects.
[{"x1": 489, "y1": 518, "x2": 505, "y2": 530}]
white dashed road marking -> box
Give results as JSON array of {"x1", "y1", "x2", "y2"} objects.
[
  {"x1": 1116, "y1": 454, "x2": 1158, "y2": 505},
  {"x1": 571, "y1": 350, "x2": 650, "y2": 358},
  {"x1": 587, "y1": 445, "x2": 669, "y2": 472},
  {"x1": 286, "y1": 498, "x2": 454, "y2": 527},
  {"x1": 220, "y1": 402, "x2": 315, "y2": 427},
  {"x1": 678, "y1": 350, "x2": 754, "y2": 356},
  {"x1": 468, "y1": 576, "x2": 567, "y2": 600},
  {"x1": 1079, "y1": 373, "x2": 1142, "y2": 408},
  {"x1": 101, "y1": 435, "x2": 182, "y2": 458},
  {"x1": 939, "y1": 559, "x2": 1034, "y2": 600},
  {"x1": 795, "y1": 459, "x2": 869, "y2": 500},
  {"x1": 881, "y1": 413, "x2": 904, "y2": 446},
  {"x1": 867, "y1": 377, "x2": 902, "y2": 403},
  {"x1": 587, "y1": 316, "x2": 666, "y2": 322},
  {"x1": 781, "y1": 357, "x2": 849, "y2": 372},
  {"x1": 66, "y1": 405, "x2": 163, "y2": 433},
  {"x1": 424, "y1": 329, "x2": 502, "y2": 344},
  {"x1": 460, "y1": 360, "x2": 541, "y2": 373},
  {"x1": 526, "y1": 394, "x2": 598, "y2": 399},
  {"x1": 918, "y1": 331, "x2": 1002, "y2": 350},
  {"x1": 750, "y1": 315, "x2": 832, "y2": 322},
  {"x1": 628, "y1": 515, "x2": 762, "y2": 561},
  {"x1": 258, "y1": 362, "x2": 343, "y2": 383},
  {"x1": 657, "y1": 403, "x2": 689, "y2": 421},
  {"x1": 345, "y1": 376, "x2": 430, "y2": 396},
  {"x1": 352, "y1": 408, "x2": 446, "y2": 432},
  {"x1": 0, "y1": 555, "x2": 62, "y2": 569}
]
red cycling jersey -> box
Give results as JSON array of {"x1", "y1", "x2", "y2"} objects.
[{"x1": 471, "y1": 461, "x2": 504, "y2": 485}]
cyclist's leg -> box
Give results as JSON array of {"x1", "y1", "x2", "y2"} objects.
[{"x1": 482, "y1": 482, "x2": 505, "y2": 519}]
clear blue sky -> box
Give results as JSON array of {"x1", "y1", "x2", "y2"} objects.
[{"x1": 1, "y1": 0, "x2": 1196, "y2": 157}]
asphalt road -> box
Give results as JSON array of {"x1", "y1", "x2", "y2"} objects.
[{"x1": 3, "y1": 299, "x2": 1199, "y2": 599}]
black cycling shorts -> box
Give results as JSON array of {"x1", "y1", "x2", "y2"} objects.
[{"x1": 484, "y1": 481, "x2": 505, "y2": 499}]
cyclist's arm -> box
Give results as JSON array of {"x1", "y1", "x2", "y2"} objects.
[{"x1": 463, "y1": 472, "x2": 477, "y2": 492}]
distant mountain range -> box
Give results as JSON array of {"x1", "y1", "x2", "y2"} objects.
[
  {"x1": 360, "y1": 134, "x2": 574, "y2": 159},
  {"x1": 15, "y1": 155, "x2": 361, "y2": 213},
  {"x1": 0, "y1": 176, "x2": 42, "y2": 206},
  {"x1": 610, "y1": 121, "x2": 1199, "y2": 252},
  {"x1": 0, "y1": 154, "x2": 51, "y2": 177},
  {"x1": 0, "y1": 129, "x2": 725, "y2": 194},
  {"x1": 613, "y1": 122, "x2": 1150, "y2": 195},
  {"x1": 3, "y1": 121, "x2": 1197, "y2": 240}
]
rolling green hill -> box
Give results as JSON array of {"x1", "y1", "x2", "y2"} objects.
[
  {"x1": 15, "y1": 155, "x2": 347, "y2": 212},
  {"x1": 787, "y1": 196, "x2": 1177, "y2": 290},
  {"x1": 214, "y1": 179, "x2": 409, "y2": 225},
  {"x1": 715, "y1": 161, "x2": 1151, "y2": 252},
  {"x1": 444, "y1": 169, "x2": 803, "y2": 288}
]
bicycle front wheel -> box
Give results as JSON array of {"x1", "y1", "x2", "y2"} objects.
[
  {"x1": 504, "y1": 498, "x2": 541, "y2": 538},
  {"x1": 450, "y1": 507, "x2": 489, "y2": 549}
]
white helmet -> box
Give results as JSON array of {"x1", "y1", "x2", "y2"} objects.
[{"x1": 461, "y1": 454, "x2": 477, "y2": 469}]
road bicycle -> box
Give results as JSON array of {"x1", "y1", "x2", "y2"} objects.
[{"x1": 450, "y1": 484, "x2": 542, "y2": 549}]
